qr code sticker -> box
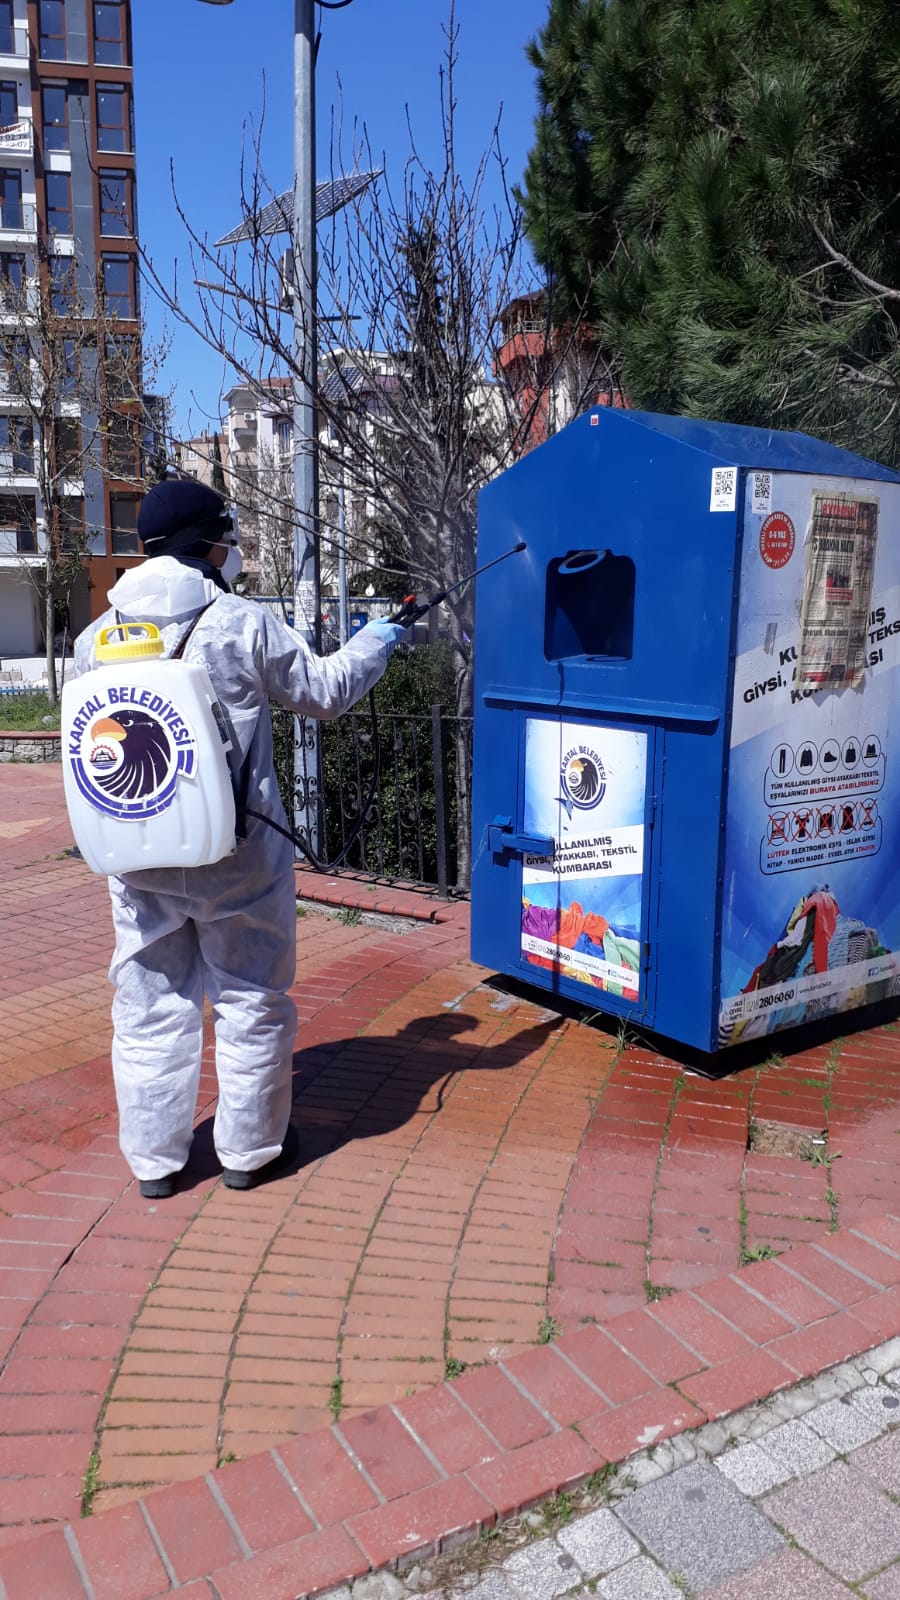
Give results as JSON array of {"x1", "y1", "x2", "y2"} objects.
[
  {"x1": 750, "y1": 472, "x2": 773, "y2": 515},
  {"x1": 710, "y1": 466, "x2": 738, "y2": 512}
]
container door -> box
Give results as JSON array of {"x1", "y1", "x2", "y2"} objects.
[{"x1": 489, "y1": 714, "x2": 657, "y2": 1021}]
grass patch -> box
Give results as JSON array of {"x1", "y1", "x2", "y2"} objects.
[
  {"x1": 81, "y1": 1450, "x2": 100, "y2": 1518},
  {"x1": 537, "y1": 1315, "x2": 562, "y2": 1345},
  {"x1": 328, "y1": 1374, "x2": 344, "y2": 1419},
  {"x1": 337, "y1": 906, "x2": 362, "y2": 927},
  {"x1": 644, "y1": 1280, "x2": 675, "y2": 1303},
  {"x1": 0, "y1": 690, "x2": 60, "y2": 730},
  {"x1": 445, "y1": 1356, "x2": 467, "y2": 1380},
  {"x1": 740, "y1": 1242, "x2": 779, "y2": 1264}
]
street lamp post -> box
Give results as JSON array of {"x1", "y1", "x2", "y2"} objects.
[{"x1": 198, "y1": 0, "x2": 322, "y2": 852}]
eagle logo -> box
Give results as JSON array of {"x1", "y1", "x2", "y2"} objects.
[
  {"x1": 87, "y1": 711, "x2": 172, "y2": 801},
  {"x1": 69, "y1": 693, "x2": 197, "y2": 823},
  {"x1": 559, "y1": 749, "x2": 606, "y2": 817}
]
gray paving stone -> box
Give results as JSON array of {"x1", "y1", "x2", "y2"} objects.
[
  {"x1": 456, "y1": 1576, "x2": 519, "y2": 1600},
  {"x1": 615, "y1": 1460, "x2": 783, "y2": 1590},
  {"x1": 502, "y1": 1537, "x2": 581, "y2": 1600},
  {"x1": 556, "y1": 1509, "x2": 638, "y2": 1577},
  {"x1": 866, "y1": 1562, "x2": 900, "y2": 1597},
  {"x1": 700, "y1": 1546, "x2": 852, "y2": 1597},
  {"x1": 715, "y1": 1440, "x2": 794, "y2": 1496},
  {"x1": 850, "y1": 1385, "x2": 900, "y2": 1431},
  {"x1": 850, "y1": 1430, "x2": 900, "y2": 1495},
  {"x1": 597, "y1": 1557, "x2": 683, "y2": 1598},
  {"x1": 352, "y1": 1580, "x2": 406, "y2": 1600},
  {"x1": 804, "y1": 1396, "x2": 887, "y2": 1452},
  {"x1": 759, "y1": 1417, "x2": 837, "y2": 1478},
  {"x1": 763, "y1": 1459, "x2": 900, "y2": 1581}
]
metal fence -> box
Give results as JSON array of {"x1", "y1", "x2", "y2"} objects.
[{"x1": 271, "y1": 701, "x2": 473, "y2": 895}]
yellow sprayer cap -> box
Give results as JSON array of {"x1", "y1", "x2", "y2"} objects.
[{"x1": 95, "y1": 622, "x2": 165, "y2": 663}]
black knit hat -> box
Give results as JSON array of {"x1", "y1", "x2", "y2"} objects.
[{"x1": 138, "y1": 479, "x2": 232, "y2": 557}]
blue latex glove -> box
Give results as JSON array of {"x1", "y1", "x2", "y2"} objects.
[{"x1": 359, "y1": 618, "x2": 409, "y2": 655}]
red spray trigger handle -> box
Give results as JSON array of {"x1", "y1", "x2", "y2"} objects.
[{"x1": 388, "y1": 593, "x2": 430, "y2": 626}]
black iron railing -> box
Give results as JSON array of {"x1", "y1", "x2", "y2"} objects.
[{"x1": 271, "y1": 701, "x2": 472, "y2": 895}]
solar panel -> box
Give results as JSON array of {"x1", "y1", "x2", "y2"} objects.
[{"x1": 215, "y1": 169, "x2": 380, "y2": 247}]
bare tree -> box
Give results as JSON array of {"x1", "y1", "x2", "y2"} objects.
[
  {"x1": 0, "y1": 255, "x2": 168, "y2": 704},
  {"x1": 141, "y1": 4, "x2": 614, "y2": 880}
]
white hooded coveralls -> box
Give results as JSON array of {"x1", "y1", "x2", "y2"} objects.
[{"x1": 73, "y1": 558, "x2": 390, "y2": 1181}]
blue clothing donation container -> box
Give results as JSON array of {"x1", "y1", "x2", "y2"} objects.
[{"x1": 470, "y1": 408, "x2": 900, "y2": 1054}]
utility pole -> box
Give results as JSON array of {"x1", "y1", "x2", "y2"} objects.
[{"x1": 291, "y1": 0, "x2": 322, "y2": 848}]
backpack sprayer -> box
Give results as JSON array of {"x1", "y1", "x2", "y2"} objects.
[
  {"x1": 62, "y1": 542, "x2": 526, "y2": 878},
  {"x1": 245, "y1": 541, "x2": 527, "y2": 873}
]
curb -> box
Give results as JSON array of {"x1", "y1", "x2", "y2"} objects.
[
  {"x1": 294, "y1": 864, "x2": 464, "y2": 923},
  {"x1": 5, "y1": 1215, "x2": 900, "y2": 1598}
]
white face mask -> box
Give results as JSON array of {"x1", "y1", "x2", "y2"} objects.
[{"x1": 220, "y1": 542, "x2": 244, "y2": 583}]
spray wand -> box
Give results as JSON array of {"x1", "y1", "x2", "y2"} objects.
[
  {"x1": 247, "y1": 540, "x2": 527, "y2": 875},
  {"x1": 388, "y1": 541, "x2": 527, "y2": 627}
]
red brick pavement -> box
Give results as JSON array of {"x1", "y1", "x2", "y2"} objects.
[{"x1": 3, "y1": 764, "x2": 900, "y2": 1595}]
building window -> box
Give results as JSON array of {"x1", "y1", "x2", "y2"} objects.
[
  {"x1": 59, "y1": 494, "x2": 84, "y2": 548},
  {"x1": 106, "y1": 411, "x2": 137, "y2": 479},
  {"x1": 0, "y1": 4, "x2": 13, "y2": 55},
  {"x1": 93, "y1": 0, "x2": 125, "y2": 65},
  {"x1": 46, "y1": 171, "x2": 72, "y2": 235},
  {"x1": 0, "y1": 495, "x2": 36, "y2": 551},
  {"x1": 0, "y1": 80, "x2": 17, "y2": 129},
  {"x1": 0, "y1": 252, "x2": 24, "y2": 300},
  {"x1": 0, "y1": 335, "x2": 30, "y2": 395},
  {"x1": 0, "y1": 416, "x2": 33, "y2": 474},
  {"x1": 99, "y1": 168, "x2": 132, "y2": 236},
  {"x1": 41, "y1": 83, "x2": 68, "y2": 151},
  {"x1": 54, "y1": 414, "x2": 81, "y2": 478},
  {"x1": 0, "y1": 167, "x2": 22, "y2": 228},
  {"x1": 56, "y1": 335, "x2": 78, "y2": 394},
  {"x1": 39, "y1": 0, "x2": 66, "y2": 62},
  {"x1": 96, "y1": 83, "x2": 129, "y2": 152},
  {"x1": 102, "y1": 252, "x2": 135, "y2": 319},
  {"x1": 110, "y1": 492, "x2": 138, "y2": 553},
  {"x1": 49, "y1": 253, "x2": 75, "y2": 313}
]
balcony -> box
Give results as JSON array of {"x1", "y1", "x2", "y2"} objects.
[
  {"x1": 0, "y1": 202, "x2": 36, "y2": 242},
  {"x1": 0, "y1": 121, "x2": 33, "y2": 159},
  {"x1": 0, "y1": 30, "x2": 28, "y2": 73}
]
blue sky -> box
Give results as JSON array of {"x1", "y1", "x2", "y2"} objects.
[{"x1": 132, "y1": 0, "x2": 551, "y2": 436}]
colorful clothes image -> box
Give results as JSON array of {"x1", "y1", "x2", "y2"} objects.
[
  {"x1": 522, "y1": 899, "x2": 640, "y2": 1000},
  {"x1": 720, "y1": 882, "x2": 894, "y2": 1046}
]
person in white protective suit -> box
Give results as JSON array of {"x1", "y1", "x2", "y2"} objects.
[{"x1": 73, "y1": 478, "x2": 406, "y2": 1199}]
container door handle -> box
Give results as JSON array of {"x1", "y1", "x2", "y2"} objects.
[{"x1": 488, "y1": 816, "x2": 555, "y2": 858}]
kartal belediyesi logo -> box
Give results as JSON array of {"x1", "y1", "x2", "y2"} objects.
[
  {"x1": 559, "y1": 745, "x2": 607, "y2": 817},
  {"x1": 68, "y1": 687, "x2": 197, "y2": 820}
]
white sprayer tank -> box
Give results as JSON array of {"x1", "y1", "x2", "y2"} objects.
[{"x1": 61, "y1": 622, "x2": 236, "y2": 875}]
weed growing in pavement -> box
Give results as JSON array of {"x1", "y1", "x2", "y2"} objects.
[
  {"x1": 329, "y1": 1375, "x2": 344, "y2": 1419},
  {"x1": 671, "y1": 1576, "x2": 691, "y2": 1596},
  {"x1": 81, "y1": 1451, "x2": 100, "y2": 1518},
  {"x1": 445, "y1": 1356, "x2": 467, "y2": 1380},
  {"x1": 644, "y1": 1280, "x2": 675, "y2": 1303},
  {"x1": 802, "y1": 1143, "x2": 829, "y2": 1166},
  {"x1": 740, "y1": 1243, "x2": 779, "y2": 1264},
  {"x1": 296, "y1": 903, "x2": 307, "y2": 918},
  {"x1": 217, "y1": 1452, "x2": 237, "y2": 1467},
  {"x1": 337, "y1": 906, "x2": 362, "y2": 926},
  {"x1": 541, "y1": 1489, "x2": 574, "y2": 1529},
  {"x1": 537, "y1": 1315, "x2": 562, "y2": 1345}
]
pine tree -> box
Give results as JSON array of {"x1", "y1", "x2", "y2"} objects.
[
  {"x1": 212, "y1": 431, "x2": 226, "y2": 496},
  {"x1": 520, "y1": 0, "x2": 900, "y2": 462}
]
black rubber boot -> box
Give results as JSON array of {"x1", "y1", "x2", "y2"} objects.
[
  {"x1": 138, "y1": 1173, "x2": 178, "y2": 1199},
  {"x1": 222, "y1": 1123, "x2": 299, "y2": 1191}
]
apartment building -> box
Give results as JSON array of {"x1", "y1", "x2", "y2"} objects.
[{"x1": 0, "y1": 0, "x2": 140, "y2": 658}]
